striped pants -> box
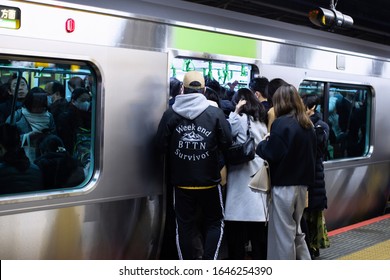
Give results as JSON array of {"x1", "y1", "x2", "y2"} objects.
[{"x1": 174, "y1": 185, "x2": 225, "y2": 260}]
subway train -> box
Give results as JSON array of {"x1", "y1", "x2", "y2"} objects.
[{"x1": 0, "y1": 0, "x2": 389, "y2": 259}]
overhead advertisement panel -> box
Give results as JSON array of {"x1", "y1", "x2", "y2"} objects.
[{"x1": 172, "y1": 26, "x2": 257, "y2": 59}]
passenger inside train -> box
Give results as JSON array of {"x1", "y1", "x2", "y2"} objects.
[
  {"x1": 34, "y1": 134, "x2": 85, "y2": 189},
  {"x1": 0, "y1": 123, "x2": 42, "y2": 194},
  {"x1": 0, "y1": 58, "x2": 94, "y2": 195},
  {"x1": 45, "y1": 80, "x2": 74, "y2": 153},
  {"x1": 0, "y1": 75, "x2": 29, "y2": 124},
  {"x1": 6, "y1": 86, "x2": 56, "y2": 163}
]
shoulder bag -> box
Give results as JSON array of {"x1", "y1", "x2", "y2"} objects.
[
  {"x1": 226, "y1": 115, "x2": 255, "y2": 165},
  {"x1": 21, "y1": 133, "x2": 36, "y2": 163},
  {"x1": 248, "y1": 160, "x2": 271, "y2": 193}
]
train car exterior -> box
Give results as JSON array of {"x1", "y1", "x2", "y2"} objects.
[{"x1": 0, "y1": 0, "x2": 389, "y2": 259}]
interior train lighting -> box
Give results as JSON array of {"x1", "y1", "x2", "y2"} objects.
[{"x1": 308, "y1": 7, "x2": 353, "y2": 29}]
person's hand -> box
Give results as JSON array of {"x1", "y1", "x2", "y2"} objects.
[
  {"x1": 263, "y1": 133, "x2": 270, "y2": 141},
  {"x1": 235, "y1": 99, "x2": 246, "y2": 113},
  {"x1": 227, "y1": 80, "x2": 238, "y2": 91}
]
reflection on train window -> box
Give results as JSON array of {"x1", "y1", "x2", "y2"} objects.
[
  {"x1": 299, "y1": 80, "x2": 371, "y2": 160},
  {"x1": 0, "y1": 57, "x2": 95, "y2": 195}
]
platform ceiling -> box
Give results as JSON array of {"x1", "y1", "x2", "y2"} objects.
[{"x1": 183, "y1": 0, "x2": 390, "y2": 46}]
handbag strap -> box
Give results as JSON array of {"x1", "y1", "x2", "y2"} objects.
[
  {"x1": 263, "y1": 194, "x2": 271, "y2": 226},
  {"x1": 246, "y1": 114, "x2": 252, "y2": 138},
  {"x1": 262, "y1": 160, "x2": 271, "y2": 225},
  {"x1": 21, "y1": 133, "x2": 30, "y2": 147}
]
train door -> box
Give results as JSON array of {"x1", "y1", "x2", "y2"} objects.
[{"x1": 169, "y1": 55, "x2": 259, "y2": 102}]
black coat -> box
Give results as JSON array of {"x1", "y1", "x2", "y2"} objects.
[
  {"x1": 156, "y1": 104, "x2": 232, "y2": 187},
  {"x1": 308, "y1": 112, "x2": 329, "y2": 210},
  {"x1": 0, "y1": 149, "x2": 42, "y2": 194},
  {"x1": 34, "y1": 151, "x2": 85, "y2": 189},
  {"x1": 256, "y1": 114, "x2": 316, "y2": 187}
]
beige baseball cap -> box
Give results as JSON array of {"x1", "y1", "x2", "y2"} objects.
[{"x1": 183, "y1": 71, "x2": 205, "y2": 89}]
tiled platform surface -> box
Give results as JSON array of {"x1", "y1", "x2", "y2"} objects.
[{"x1": 319, "y1": 214, "x2": 390, "y2": 260}]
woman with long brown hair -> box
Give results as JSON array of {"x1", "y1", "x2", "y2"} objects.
[{"x1": 256, "y1": 84, "x2": 316, "y2": 260}]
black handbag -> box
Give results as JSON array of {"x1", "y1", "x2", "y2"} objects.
[{"x1": 226, "y1": 115, "x2": 255, "y2": 165}]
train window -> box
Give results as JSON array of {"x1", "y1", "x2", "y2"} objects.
[
  {"x1": 0, "y1": 56, "x2": 96, "y2": 196},
  {"x1": 299, "y1": 80, "x2": 371, "y2": 160}
]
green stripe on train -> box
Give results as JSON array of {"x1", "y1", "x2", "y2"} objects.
[{"x1": 172, "y1": 27, "x2": 257, "y2": 58}]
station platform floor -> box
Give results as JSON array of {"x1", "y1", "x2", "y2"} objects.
[{"x1": 318, "y1": 213, "x2": 390, "y2": 260}]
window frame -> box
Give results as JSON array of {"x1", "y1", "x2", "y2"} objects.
[
  {"x1": 299, "y1": 79, "x2": 372, "y2": 161},
  {"x1": 0, "y1": 54, "x2": 99, "y2": 200}
]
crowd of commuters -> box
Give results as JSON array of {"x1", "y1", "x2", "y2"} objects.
[
  {"x1": 157, "y1": 70, "x2": 330, "y2": 260},
  {"x1": 1, "y1": 68, "x2": 331, "y2": 260},
  {"x1": 0, "y1": 74, "x2": 91, "y2": 194}
]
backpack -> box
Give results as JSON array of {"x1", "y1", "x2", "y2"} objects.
[{"x1": 314, "y1": 123, "x2": 328, "y2": 159}]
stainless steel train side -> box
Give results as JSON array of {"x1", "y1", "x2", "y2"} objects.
[
  {"x1": 0, "y1": 0, "x2": 389, "y2": 259},
  {"x1": 0, "y1": 1, "x2": 169, "y2": 259}
]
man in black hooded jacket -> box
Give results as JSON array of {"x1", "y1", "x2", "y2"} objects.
[{"x1": 156, "y1": 71, "x2": 232, "y2": 260}]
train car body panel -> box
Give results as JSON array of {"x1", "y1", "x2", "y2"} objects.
[
  {"x1": 0, "y1": 0, "x2": 167, "y2": 259},
  {"x1": 0, "y1": 197, "x2": 161, "y2": 259},
  {"x1": 0, "y1": 0, "x2": 389, "y2": 259}
]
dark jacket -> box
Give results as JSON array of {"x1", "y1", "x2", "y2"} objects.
[
  {"x1": 256, "y1": 114, "x2": 316, "y2": 187},
  {"x1": 156, "y1": 93, "x2": 232, "y2": 187},
  {"x1": 308, "y1": 112, "x2": 329, "y2": 210},
  {"x1": 51, "y1": 102, "x2": 90, "y2": 155},
  {"x1": 49, "y1": 98, "x2": 73, "y2": 150},
  {"x1": 34, "y1": 151, "x2": 85, "y2": 189},
  {"x1": 0, "y1": 99, "x2": 22, "y2": 124},
  {"x1": 0, "y1": 149, "x2": 42, "y2": 195}
]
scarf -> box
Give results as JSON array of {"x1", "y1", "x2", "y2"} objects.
[{"x1": 22, "y1": 107, "x2": 51, "y2": 132}]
